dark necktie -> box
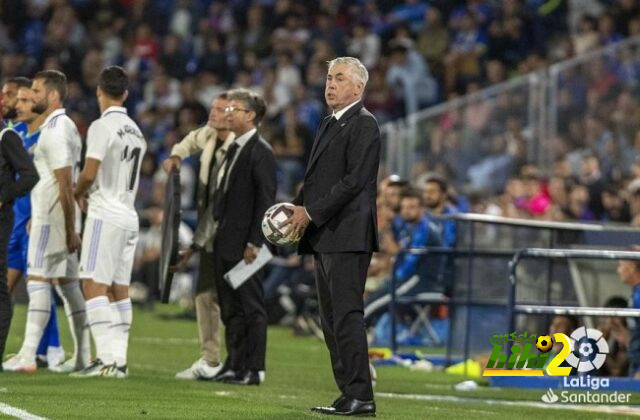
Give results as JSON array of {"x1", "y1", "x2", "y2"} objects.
[
  {"x1": 312, "y1": 117, "x2": 337, "y2": 160},
  {"x1": 212, "y1": 143, "x2": 239, "y2": 221}
]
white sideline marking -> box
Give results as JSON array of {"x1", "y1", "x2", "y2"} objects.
[
  {"x1": 0, "y1": 402, "x2": 49, "y2": 420},
  {"x1": 214, "y1": 391, "x2": 232, "y2": 397},
  {"x1": 377, "y1": 392, "x2": 640, "y2": 416},
  {"x1": 133, "y1": 337, "x2": 198, "y2": 345}
]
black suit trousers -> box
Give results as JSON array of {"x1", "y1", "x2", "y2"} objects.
[
  {"x1": 314, "y1": 251, "x2": 373, "y2": 401},
  {"x1": 0, "y1": 210, "x2": 14, "y2": 366},
  {"x1": 213, "y1": 248, "x2": 267, "y2": 372}
]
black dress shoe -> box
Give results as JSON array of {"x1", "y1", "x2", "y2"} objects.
[
  {"x1": 332, "y1": 394, "x2": 348, "y2": 408},
  {"x1": 333, "y1": 397, "x2": 375, "y2": 417},
  {"x1": 310, "y1": 395, "x2": 364, "y2": 416},
  {"x1": 212, "y1": 368, "x2": 237, "y2": 382},
  {"x1": 225, "y1": 370, "x2": 260, "y2": 385},
  {"x1": 310, "y1": 405, "x2": 336, "y2": 415}
]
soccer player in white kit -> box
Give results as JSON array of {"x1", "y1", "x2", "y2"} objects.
[
  {"x1": 71, "y1": 66, "x2": 146, "y2": 378},
  {"x1": 4, "y1": 70, "x2": 90, "y2": 372}
]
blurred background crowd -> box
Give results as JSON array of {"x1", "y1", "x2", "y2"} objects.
[{"x1": 3, "y1": 0, "x2": 640, "y2": 372}]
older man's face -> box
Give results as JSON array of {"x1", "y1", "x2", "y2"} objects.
[{"x1": 325, "y1": 63, "x2": 363, "y2": 112}]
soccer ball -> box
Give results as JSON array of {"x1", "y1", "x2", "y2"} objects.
[
  {"x1": 536, "y1": 335, "x2": 553, "y2": 353},
  {"x1": 262, "y1": 202, "x2": 297, "y2": 246}
]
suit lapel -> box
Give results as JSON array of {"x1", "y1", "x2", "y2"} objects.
[
  {"x1": 307, "y1": 116, "x2": 332, "y2": 164},
  {"x1": 306, "y1": 102, "x2": 363, "y2": 176},
  {"x1": 223, "y1": 133, "x2": 257, "y2": 193},
  {"x1": 200, "y1": 134, "x2": 217, "y2": 186}
]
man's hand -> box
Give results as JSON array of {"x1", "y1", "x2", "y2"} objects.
[
  {"x1": 162, "y1": 156, "x2": 182, "y2": 173},
  {"x1": 281, "y1": 206, "x2": 310, "y2": 239},
  {"x1": 170, "y1": 247, "x2": 195, "y2": 272},
  {"x1": 67, "y1": 231, "x2": 81, "y2": 253},
  {"x1": 244, "y1": 243, "x2": 258, "y2": 264}
]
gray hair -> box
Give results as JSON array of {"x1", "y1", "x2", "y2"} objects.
[{"x1": 327, "y1": 57, "x2": 369, "y2": 86}]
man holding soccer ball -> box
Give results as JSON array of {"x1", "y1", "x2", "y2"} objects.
[{"x1": 283, "y1": 57, "x2": 380, "y2": 417}]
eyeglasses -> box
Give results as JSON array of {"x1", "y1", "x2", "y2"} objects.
[{"x1": 224, "y1": 106, "x2": 251, "y2": 113}]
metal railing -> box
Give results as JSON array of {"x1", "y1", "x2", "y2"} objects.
[{"x1": 386, "y1": 214, "x2": 640, "y2": 374}]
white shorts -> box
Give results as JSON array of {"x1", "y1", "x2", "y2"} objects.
[
  {"x1": 79, "y1": 217, "x2": 138, "y2": 286},
  {"x1": 27, "y1": 223, "x2": 79, "y2": 279}
]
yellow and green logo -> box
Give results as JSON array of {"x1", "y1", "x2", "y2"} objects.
[{"x1": 483, "y1": 331, "x2": 573, "y2": 377}]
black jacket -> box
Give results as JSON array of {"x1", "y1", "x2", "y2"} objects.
[
  {"x1": 294, "y1": 102, "x2": 380, "y2": 254},
  {"x1": 0, "y1": 126, "x2": 39, "y2": 210},
  {"x1": 214, "y1": 132, "x2": 276, "y2": 261}
]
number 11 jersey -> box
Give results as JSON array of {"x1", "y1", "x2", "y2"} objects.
[{"x1": 85, "y1": 106, "x2": 147, "y2": 232}]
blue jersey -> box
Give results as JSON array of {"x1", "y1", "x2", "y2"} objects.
[
  {"x1": 11, "y1": 124, "x2": 40, "y2": 228},
  {"x1": 391, "y1": 215, "x2": 442, "y2": 283},
  {"x1": 7, "y1": 120, "x2": 28, "y2": 138},
  {"x1": 427, "y1": 205, "x2": 458, "y2": 248}
]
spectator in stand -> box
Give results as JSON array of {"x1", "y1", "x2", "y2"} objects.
[
  {"x1": 364, "y1": 188, "x2": 443, "y2": 323},
  {"x1": 443, "y1": 10, "x2": 487, "y2": 93},
  {"x1": 386, "y1": 39, "x2": 438, "y2": 116},
  {"x1": 416, "y1": 7, "x2": 449, "y2": 80}
]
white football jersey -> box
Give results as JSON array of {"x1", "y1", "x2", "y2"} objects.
[
  {"x1": 32, "y1": 108, "x2": 82, "y2": 231},
  {"x1": 85, "y1": 106, "x2": 147, "y2": 231}
]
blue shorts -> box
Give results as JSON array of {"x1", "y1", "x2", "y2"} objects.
[{"x1": 8, "y1": 224, "x2": 28, "y2": 273}]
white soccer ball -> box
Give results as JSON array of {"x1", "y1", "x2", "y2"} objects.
[{"x1": 262, "y1": 202, "x2": 298, "y2": 246}]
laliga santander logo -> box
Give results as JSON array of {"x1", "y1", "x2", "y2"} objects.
[
  {"x1": 564, "y1": 327, "x2": 609, "y2": 372},
  {"x1": 483, "y1": 327, "x2": 609, "y2": 376}
]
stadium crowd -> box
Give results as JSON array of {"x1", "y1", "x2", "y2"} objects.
[{"x1": 4, "y1": 0, "x2": 640, "y2": 377}]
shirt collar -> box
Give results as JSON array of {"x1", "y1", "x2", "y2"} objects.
[
  {"x1": 41, "y1": 108, "x2": 66, "y2": 128},
  {"x1": 101, "y1": 106, "x2": 127, "y2": 117},
  {"x1": 332, "y1": 100, "x2": 360, "y2": 121},
  {"x1": 233, "y1": 127, "x2": 257, "y2": 147}
]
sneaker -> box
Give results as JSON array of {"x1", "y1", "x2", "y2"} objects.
[
  {"x1": 49, "y1": 356, "x2": 87, "y2": 373},
  {"x1": 113, "y1": 365, "x2": 128, "y2": 379},
  {"x1": 176, "y1": 359, "x2": 200, "y2": 380},
  {"x1": 69, "y1": 359, "x2": 110, "y2": 378},
  {"x1": 193, "y1": 360, "x2": 222, "y2": 380},
  {"x1": 98, "y1": 363, "x2": 119, "y2": 378},
  {"x1": 3, "y1": 354, "x2": 37, "y2": 373},
  {"x1": 176, "y1": 358, "x2": 221, "y2": 380}
]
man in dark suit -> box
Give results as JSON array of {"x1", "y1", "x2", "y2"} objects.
[
  {"x1": 0, "y1": 121, "x2": 40, "y2": 369},
  {"x1": 205, "y1": 88, "x2": 276, "y2": 385},
  {"x1": 284, "y1": 57, "x2": 380, "y2": 416}
]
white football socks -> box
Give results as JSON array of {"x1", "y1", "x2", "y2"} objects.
[
  {"x1": 57, "y1": 280, "x2": 90, "y2": 366},
  {"x1": 21, "y1": 281, "x2": 52, "y2": 360},
  {"x1": 110, "y1": 298, "x2": 132, "y2": 368},
  {"x1": 86, "y1": 296, "x2": 114, "y2": 365}
]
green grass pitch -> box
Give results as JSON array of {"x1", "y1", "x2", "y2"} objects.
[{"x1": 1, "y1": 304, "x2": 638, "y2": 419}]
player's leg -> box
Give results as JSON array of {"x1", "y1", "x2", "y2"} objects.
[
  {"x1": 6, "y1": 219, "x2": 25, "y2": 293},
  {"x1": 4, "y1": 224, "x2": 55, "y2": 372},
  {"x1": 43, "y1": 296, "x2": 65, "y2": 367},
  {"x1": 71, "y1": 218, "x2": 122, "y2": 378},
  {"x1": 107, "y1": 228, "x2": 139, "y2": 379},
  {"x1": 53, "y1": 265, "x2": 91, "y2": 372}
]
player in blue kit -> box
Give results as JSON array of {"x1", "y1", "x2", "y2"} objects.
[{"x1": 2, "y1": 78, "x2": 64, "y2": 369}]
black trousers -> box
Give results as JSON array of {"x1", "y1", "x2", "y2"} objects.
[
  {"x1": 0, "y1": 210, "x2": 14, "y2": 367},
  {"x1": 213, "y1": 248, "x2": 267, "y2": 372},
  {"x1": 315, "y1": 252, "x2": 373, "y2": 401}
]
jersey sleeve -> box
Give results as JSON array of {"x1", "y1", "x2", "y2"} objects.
[
  {"x1": 85, "y1": 120, "x2": 110, "y2": 162},
  {"x1": 44, "y1": 121, "x2": 75, "y2": 170}
]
